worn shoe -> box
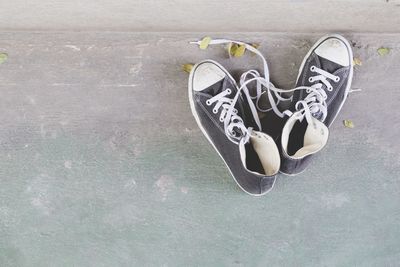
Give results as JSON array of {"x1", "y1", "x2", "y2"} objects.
[
  {"x1": 280, "y1": 34, "x2": 354, "y2": 175},
  {"x1": 188, "y1": 60, "x2": 280, "y2": 195}
]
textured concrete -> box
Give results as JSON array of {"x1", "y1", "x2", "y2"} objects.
[
  {"x1": 0, "y1": 32, "x2": 399, "y2": 266},
  {"x1": 1, "y1": 0, "x2": 400, "y2": 32}
]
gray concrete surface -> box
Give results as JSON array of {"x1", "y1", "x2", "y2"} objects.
[
  {"x1": 0, "y1": 32, "x2": 399, "y2": 266},
  {"x1": 1, "y1": 0, "x2": 400, "y2": 32}
]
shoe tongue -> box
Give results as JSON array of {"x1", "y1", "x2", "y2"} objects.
[
  {"x1": 221, "y1": 78, "x2": 238, "y2": 95},
  {"x1": 201, "y1": 76, "x2": 237, "y2": 97},
  {"x1": 317, "y1": 56, "x2": 342, "y2": 76}
]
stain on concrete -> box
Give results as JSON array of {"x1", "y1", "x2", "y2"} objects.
[
  {"x1": 64, "y1": 45, "x2": 81, "y2": 51},
  {"x1": 180, "y1": 187, "x2": 189, "y2": 194},
  {"x1": 26, "y1": 174, "x2": 53, "y2": 216},
  {"x1": 124, "y1": 178, "x2": 137, "y2": 190},
  {"x1": 155, "y1": 175, "x2": 175, "y2": 201},
  {"x1": 321, "y1": 193, "x2": 350, "y2": 209},
  {"x1": 129, "y1": 62, "x2": 142, "y2": 75},
  {"x1": 64, "y1": 160, "x2": 72, "y2": 169}
]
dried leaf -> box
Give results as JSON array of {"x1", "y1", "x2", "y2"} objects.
[
  {"x1": 343, "y1": 119, "x2": 354, "y2": 128},
  {"x1": 182, "y1": 64, "x2": 194, "y2": 73},
  {"x1": 0, "y1": 53, "x2": 7, "y2": 64},
  {"x1": 353, "y1": 57, "x2": 362, "y2": 66},
  {"x1": 232, "y1": 44, "x2": 246, "y2": 57},
  {"x1": 228, "y1": 43, "x2": 247, "y2": 57},
  {"x1": 227, "y1": 43, "x2": 238, "y2": 56},
  {"x1": 377, "y1": 47, "x2": 390, "y2": 56},
  {"x1": 228, "y1": 43, "x2": 256, "y2": 57},
  {"x1": 199, "y1": 36, "x2": 212, "y2": 50}
]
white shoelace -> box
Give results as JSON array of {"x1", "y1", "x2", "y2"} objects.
[
  {"x1": 205, "y1": 88, "x2": 252, "y2": 144},
  {"x1": 284, "y1": 65, "x2": 340, "y2": 124},
  {"x1": 190, "y1": 38, "x2": 340, "y2": 126}
]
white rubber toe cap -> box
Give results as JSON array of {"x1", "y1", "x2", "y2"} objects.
[
  {"x1": 192, "y1": 62, "x2": 226, "y2": 92},
  {"x1": 315, "y1": 37, "x2": 351, "y2": 67}
]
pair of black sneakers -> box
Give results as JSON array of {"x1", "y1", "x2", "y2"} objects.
[{"x1": 188, "y1": 35, "x2": 353, "y2": 195}]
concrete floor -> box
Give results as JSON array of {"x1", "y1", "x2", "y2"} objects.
[{"x1": 0, "y1": 32, "x2": 399, "y2": 266}]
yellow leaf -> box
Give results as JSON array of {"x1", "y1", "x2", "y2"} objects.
[
  {"x1": 377, "y1": 47, "x2": 390, "y2": 56},
  {"x1": 353, "y1": 57, "x2": 362, "y2": 66},
  {"x1": 227, "y1": 43, "x2": 237, "y2": 56},
  {"x1": 233, "y1": 44, "x2": 246, "y2": 57},
  {"x1": 228, "y1": 43, "x2": 257, "y2": 57},
  {"x1": 182, "y1": 64, "x2": 194, "y2": 73},
  {"x1": 343, "y1": 119, "x2": 354, "y2": 128},
  {"x1": 0, "y1": 53, "x2": 7, "y2": 64},
  {"x1": 199, "y1": 36, "x2": 212, "y2": 50}
]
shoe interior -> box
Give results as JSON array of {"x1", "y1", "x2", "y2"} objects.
[
  {"x1": 287, "y1": 120, "x2": 308, "y2": 156},
  {"x1": 281, "y1": 112, "x2": 329, "y2": 159},
  {"x1": 240, "y1": 131, "x2": 280, "y2": 176}
]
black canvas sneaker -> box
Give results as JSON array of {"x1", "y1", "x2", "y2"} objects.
[
  {"x1": 188, "y1": 60, "x2": 280, "y2": 195},
  {"x1": 279, "y1": 34, "x2": 354, "y2": 175}
]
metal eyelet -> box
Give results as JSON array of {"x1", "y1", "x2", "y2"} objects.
[
  {"x1": 334, "y1": 76, "x2": 340, "y2": 83},
  {"x1": 327, "y1": 86, "x2": 333, "y2": 91},
  {"x1": 206, "y1": 100, "x2": 211, "y2": 106},
  {"x1": 308, "y1": 77, "x2": 314, "y2": 83},
  {"x1": 310, "y1": 66, "x2": 316, "y2": 71},
  {"x1": 213, "y1": 109, "x2": 218, "y2": 114},
  {"x1": 219, "y1": 117, "x2": 224, "y2": 122},
  {"x1": 226, "y1": 89, "x2": 232, "y2": 94}
]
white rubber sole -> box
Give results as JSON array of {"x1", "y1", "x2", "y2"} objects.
[
  {"x1": 188, "y1": 59, "x2": 276, "y2": 196},
  {"x1": 279, "y1": 167, "x2": 307, "y2": 177}
]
